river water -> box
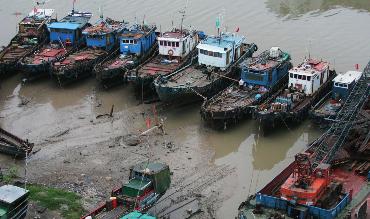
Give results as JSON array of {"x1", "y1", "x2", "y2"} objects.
[{"x1": 0, "y1": 0, "x2": 370, "y2": 218}]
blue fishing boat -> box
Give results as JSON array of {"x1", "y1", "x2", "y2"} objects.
[
  {"x1": 20, "y1": 9, "x2": 91, "y2": 81},
  {"x1": 154, "y1": 32, "x2": 257, "y2": 105},
  {"x1": 200, "y1": 47, "x2": 291, "y2": 129},
  {"x1": 94, "y1": 24, "x2": 157, "y2": 88},
  {"x1": 310, "y1": 70, "x2": 362, "y2": 126},
  {"x1": 0, "y1": 7, "x2": 55, "y2": 78},
  {"x1": 52, "y1": 15, "x2": 126, "y2": 86}
]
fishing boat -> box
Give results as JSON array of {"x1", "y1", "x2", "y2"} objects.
[
  {"x1": 20, "y1": 9, "x2": 92, "y2": 81},
  {"x1": 129, "y1": 28, "x2": 203, "y2": 100},
  {"x1": 154, "y1": 32, "x2": 258, "y2": 105},
  {"x1": 0, "y1": 127, "x2": 34, "y2": 158},
  {"x1": 310, "y1": 70, "x2": 362, "y2": 127},
  {"x1": 201, "y1": 47, "x2": 292, "y2": 129},
  {"x1": 254, "y1": 58, "x2": 336, "y2": 134},
  {"x1": 52, "y1": 15, "x2": 126, "y2": 86},
  {"x1": 0, "y1": 8, "x2": 55, "y2": 78},
  {"x1": 81, "y1": 162, "x2": 171, "y2": 219},
  {"x1": 94, "y1": 24, "x2": 157, "y2": 88}
]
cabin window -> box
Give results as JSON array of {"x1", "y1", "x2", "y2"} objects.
[
  {"x1": 214, "y1": 52, "x2": 222, "y2": 58},
  {"x1": 176, "y1": 42, "x2": 179, "y2": 47},
  {"x1": 208, "y1": 51, "x2": 214, "y2": 56},
  {"x1": 298, "y1": 75, "x2": 302, "y2": 80},
  {"x1": 171, "y1": 42, "x2": 175, "y2": 47},
  {"x1": 294, "y1": 74, "x2": 298, "y2": 79},
  {"x1": 307, "y1": 76, "x2": 311, "y2": 81},
  {"x1": 160, "y1": 41, "x2": 163, "y2": 46},
  {"x1": 164, "y1": 41, "x2": 167, "y2": 46},
  {"x1": 302, "y1": 75, "x2": 306, "y2": 80},
  {"x1": 134, "y1": 40, "x2": 137, "y2": 44},
  {"x1": 290, "y1": 73, "x2": 293, "y2": 78}
]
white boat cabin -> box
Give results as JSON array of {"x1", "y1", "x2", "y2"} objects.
[
  {"x1": 197, "y1": 33, "x2": 244, "y2": 71},
  {"x1": 288, "y1": 59, "x2": 330, "y2": 96},
  {"x1": 157, "y1": 29, "x2": 198, "y2": 60},
  {"x1": 332, "y1": 70, "x2": 362, "y2": 99}
]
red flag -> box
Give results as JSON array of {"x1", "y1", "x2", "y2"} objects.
[
  {"x1": 235, "y1": 27, "x2": 240, "y2": 32},
  {"x1": 355, "y1": 64, "x2": 359, "y2": 70},
  {"x1": 34, "y1": 7, "x2": 38, "y2": 14},
  {"x1": 145, "y1": 117, "x2": 151, "y2": 128}
]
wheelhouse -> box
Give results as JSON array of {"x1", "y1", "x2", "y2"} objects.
[
  {"x1": 157, "y1": 29, "x2": 199, "y2": 59},
  {"x1": 48, "y1": 10, "x2": 92, "y2": 46},
  {"x1": 288, "y1": 59, "x2": 329, "y2": 96},
  {"x1": 197, "y1": 33, "x2": 244, "y2": 70},
  {"x1": 332, "y1": 70, "x2": 362, "y2": 99},
  {"x1": 241, "y1": 47, "x2": 291, "y2": 88},
  {"x1": 18, "y1": 8, "x2": 55, "y2": 38},
  {"x1": 83, "y1": 18, "x2": 126, "y2": 51},
  {"x1": 120, "y1": 24, "x2": 156, "y2": 56}
]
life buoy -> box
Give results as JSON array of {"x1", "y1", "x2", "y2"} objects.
[{"x1": 168, "y1": 49, "x2": 174, "y2": 56}]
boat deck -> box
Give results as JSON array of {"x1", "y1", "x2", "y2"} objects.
[
  {"x1": 103, "y1": 55, "x2": 134, "y2": 70},
  {"x1": 165, "y1": 66, "x2": 220, "y2": 88},
  {"x1": 23, "y1": 46, "x2": 67, "y2": 65},
  {"x1": 313, "y1": 98, "x2": 341, "y2": 117},
  {"x1": 54, "y1": 48, "x2": 108, "y2": 70},
  {"x1": 1, "y1": 46, "x2": 30, "y2": 62},
  {"x1": 137, "y1": 56, "x2": 181, "y2": 78},
  {"x1": 204, "y1": 85, "x2": 261, "y2": 112}
]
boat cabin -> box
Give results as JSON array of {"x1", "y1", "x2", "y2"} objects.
[
  {"x1": 288, "y1": 59, "x2": 329, "y2": 96},
  {"x1": 120, "y1": 24, "x2": 156, "y2": 56},
  {"x1": 48, "y1": 10, "x2": 92, "y2": 47},
  {"x1": 332, "y1": 70, "x2": 362, "y2": 100},
  {"x1": 18, "y1": 8, "x2": 55, "y2": 38},
  {"x1": 197, "y1": 33, "x2": 244, "y2": 71},
  {"x1": 157, "y1": 29, "x2": 198, "y2": 59},
  {"x1": 241, "y1": 47, "x2": 290, "y2": 88},
  {"x1": 83, "y1": 18, "x2": 126, "y2": 51},
  {"x1": 0, "y1": 185, "x2": 29, "y2": 219}
]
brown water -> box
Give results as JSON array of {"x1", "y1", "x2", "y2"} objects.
[{"x1": 1, "y1": 0, "x2": 370, "y2": 218}]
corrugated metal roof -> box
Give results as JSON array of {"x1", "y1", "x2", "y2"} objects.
[
  {"x1": 48, "y1": 22, "x2": 81, "y2": 30},
  {"x1": 199, "y1": 33, "x2": 245, "y2": 50},
  {"x1": 197, "y1": 43, "x2": 226, "y2": 53},
  {"x1": 333, "y1": 71, "x2": 362, "y2": 84},
  {"x1": 0, "y1": 185, "x2": 28, "y2": 204},
  {"x1": 131, "y1": 162, "x2": 168, "y2": 175},
  {"x1": 120, "y1": 211, "x2": 156, "y2": 219}
]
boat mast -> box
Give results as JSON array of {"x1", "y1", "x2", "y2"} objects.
[{"x1": 179, "y1": 0, "x2": 189, "y2": 33}]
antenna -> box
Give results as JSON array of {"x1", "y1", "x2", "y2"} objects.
[
  {"x1": 72, "y1": 0, "x2": 75, "y2": 13},
  {"x1": 99, "y1": 6, "x2": 103, "y2": 20},
  {"x1": 179, "y1": 0, "x2": 189, "y2": 33}
]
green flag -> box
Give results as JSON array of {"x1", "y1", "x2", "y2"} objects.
[{"x1": 216, "y1": 17, "x2": 220, "y2": 28}]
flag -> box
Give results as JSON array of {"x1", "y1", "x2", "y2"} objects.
[
  {"x1": 235, "y1": 27, "x2": 240, "y2": 32},
  {"x1": 216, "y1": 17, "x2": 220, "y2": 29},
  {"x1": 355, "y1": 64, "x2": 359, "y2": 70}
]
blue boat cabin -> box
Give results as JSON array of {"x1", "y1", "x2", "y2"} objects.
[
  {"x1": 48, "y1": 11, "x2": 92, "y2": 47},
  {"x1": 83, "y1": 18, "x2": 126, "y2": 51},
  {"x1": 241, "y1": 48, "x2": 291, "y2": 88},
  {"x1": 197, "y1": 33, "x2": 244, "y2": 71},
  {"x1": 120, "y1": 25, "x2": 156, "y2": 56},
  {"x1": 332, "y1": 70, "x2": 362, "y2": 100}
]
